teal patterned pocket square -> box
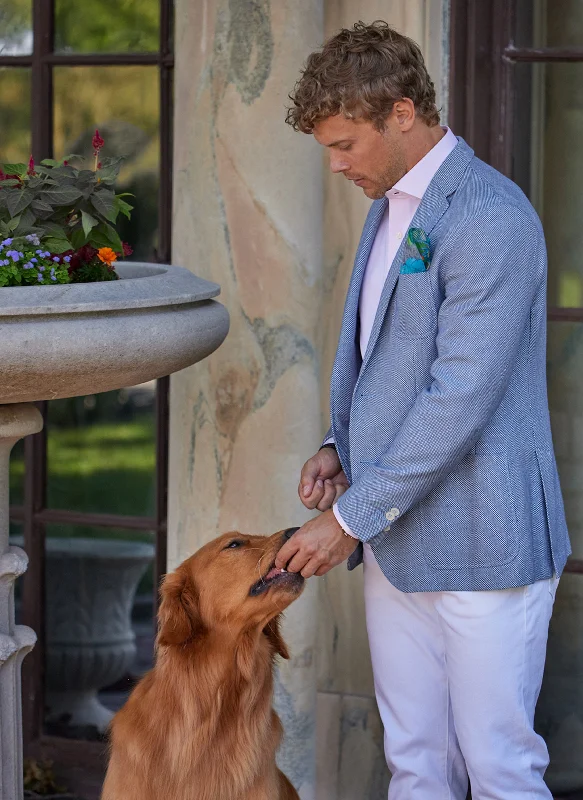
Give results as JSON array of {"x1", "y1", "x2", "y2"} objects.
[
  {"x1": 400, "y1": 227, "x2": 431, "y2": 274},
  {"x1": 401, "y1": 257, "x2": 426, "y2": 274}
]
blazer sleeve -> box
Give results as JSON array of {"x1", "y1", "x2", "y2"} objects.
[{"x1": 336, "y1": 203, "x2": 545, "y2": 543}]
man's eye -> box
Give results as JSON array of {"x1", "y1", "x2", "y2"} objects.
[{"x1": 224, "y1": 540, "x2": 244, "y2": 550}]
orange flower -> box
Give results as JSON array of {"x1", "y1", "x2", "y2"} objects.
[{"x1": 97, "y1": 247, "x2": 117, "y2": 267}]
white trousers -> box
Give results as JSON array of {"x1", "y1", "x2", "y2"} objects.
[{"x1": 363, "y1": 544, "x2": 558, "y2": 800}]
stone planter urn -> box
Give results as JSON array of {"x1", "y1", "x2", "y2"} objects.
[
  {"x1": 0, "y1": 262, "x2": 229, "y2": 799},
  {"x1": 13, "y1": 537, "x2": 154, "y2": 734}
]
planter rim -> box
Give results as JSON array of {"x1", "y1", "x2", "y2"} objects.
[{"x1": 0, "y1": 262, "x2": 220, "y2": 317}]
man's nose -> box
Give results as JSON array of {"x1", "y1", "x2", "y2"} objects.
[{"x1": 329, "y1": 154, "x2": 349, "y2": 174}]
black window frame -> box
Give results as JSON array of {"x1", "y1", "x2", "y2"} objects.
[
  {"x1": 0, "y1": 0, "x2": 174, "y2": 748},
  {"x1": 449, "y1": 0, "x2": 583, "y2": 576}
]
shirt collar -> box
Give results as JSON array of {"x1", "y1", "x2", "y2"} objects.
[{"x1": 386, "y1": 127, "x2": 458, "y2": 201}]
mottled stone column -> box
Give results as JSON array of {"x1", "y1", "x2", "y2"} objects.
[
  {"x1": 170, "y1": 1, "x2": 323, "y2": 797},
  {"x1": 0, "y1": 405, "x2": 42, "y2": 800}
]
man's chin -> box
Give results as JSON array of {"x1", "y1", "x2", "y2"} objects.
[{"x1": 362, "y1": 186, "x2": 386, "y2": 200}]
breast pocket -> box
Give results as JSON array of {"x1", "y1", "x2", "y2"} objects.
[{"x1": 393, "y1": 271, "x2": 437, "y2": 341}]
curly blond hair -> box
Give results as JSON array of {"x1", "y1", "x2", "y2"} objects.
[{"x1": 286, "y1": 20, "x2": 439, "y2": 132}]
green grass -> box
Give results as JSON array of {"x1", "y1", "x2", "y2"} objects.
[
  {"x1": 9, "y1": 416, "x2": 157, "y2": 593},
  {"x1": 10, "y1": 419, "x2": 156, "y2": 519}
]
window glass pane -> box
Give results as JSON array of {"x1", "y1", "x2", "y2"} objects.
[
  {"x1": 547, "y1": 321, "x2": 583, "y2": 557},
  {"x1": 511, "y1": 62, "x2": 583, "y2": 308},
  {"x1": 12, "y1": 524, "x2": 155, "y2": 751},
  {"x1": 46, "y1": 384, "x2": 157, "y2": 517},
  {"x1": 9, "y1": 438, "x2": 24, "y2": 507},
  {"x1": 0, "y1": 0, "x2": 32, "y2": 55},
  {"x1": 515, "y1": 0, "x2": 583, "y2": 48},
  {"x1": 55, "y1": 0, "x2": 159, "y2": 53},
  {"x1": 53, "y1": 65, "x2": 160, "y2": 261},
  {"x1": 0, "y1": 68, "x2": 31, "y2": 164}
]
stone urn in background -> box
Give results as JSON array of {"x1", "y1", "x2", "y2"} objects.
[
  {"x1": 44, "y1": 538, "x2": 154, "y2": 733},
  {"x1": 0, "y1": 262, "x2": 229, "y2": 799}
]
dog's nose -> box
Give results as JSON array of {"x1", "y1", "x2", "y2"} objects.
[{"x1": 283, "y1": 527, "x2": 300, "y2": 540}]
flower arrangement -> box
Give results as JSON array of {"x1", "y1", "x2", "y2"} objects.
[{"x1": 0, "y1": 130, "x2": 133, "y2": 287}]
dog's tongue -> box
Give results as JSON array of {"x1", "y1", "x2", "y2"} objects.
[{"x1": 265, "y1": 566, "x2": 285, "y2": 581}]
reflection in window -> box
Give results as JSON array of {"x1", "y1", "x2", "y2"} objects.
[
  {"x1": 53, "y1": 66, "x2": 160, "y2": 260},
  {"x1": 547, "y1": 321, "x2": 583, "y2": 549},
  {"x1": 0, "y1": 68, "x2": 32, "y2": 164},
  {"x1": 0, "y1": 0, "x2": 32, "y2": 55},
  {"x1": 55, "y1": 0, "x2": 159, "y2": 54},
  {"x1": 512, "y1": 61, "x2": 583, "y2": 308}
]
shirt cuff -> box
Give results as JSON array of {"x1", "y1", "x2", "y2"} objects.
[
  {"x1": 333, "y1": 502, "x2": 359, "y2": 539},
  {"x1": 321, "y1": 437, "x2": 335, "y2": 447}
]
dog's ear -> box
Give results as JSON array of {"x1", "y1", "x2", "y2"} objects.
[
  {"x1": 157, "y1": 567, "x2": 204, "y2": 647},
  {"x1": 263, "y1": 615, "x2": 289, "y2": 660}
]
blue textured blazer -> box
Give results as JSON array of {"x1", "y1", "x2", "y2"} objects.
[{"x1": 327, "y1": 138, "x2": 571, "y2": 592}]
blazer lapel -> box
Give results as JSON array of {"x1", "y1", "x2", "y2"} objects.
[{"x1": 360, "y1": 138, "x2": 475, "y2": 370}]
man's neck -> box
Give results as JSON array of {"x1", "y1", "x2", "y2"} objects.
[{"x1": 404, "y1": 123, "x2": 446, "y2": 172}]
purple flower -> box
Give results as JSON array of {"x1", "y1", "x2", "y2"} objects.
[
  {"x1": 30, "y1": 257, "x2": 37, "y2": 263},
  {"x1": 63, "y1": 255, "x2": 72, "y2": 263},
  {"x1": 37, "y1": 273, "x2": 43, "y2": 282},
  {"x1": 52, "y1": 257, "x2": 60, "y2": 263},
  {"x1": 1, "y1": 238, "x2": 13, "y2": 247},
  {"x1": 25, "y1": 234, "x2": 40, "y2": 245},
  {"x1": 43, "y1": 251, "x2": 50, "y2": 258},
  {"x1": 35, "y1": 249, "x2": 43, "y2": 255},
  {"x1": 6, "y1": 250, "x2": 20, "y2": 262},
  {"x1": 2, "y1": 259, "x2": 9, "y2": 266},
  {"x1": 23, "y1": 262, "x2": 32, "y2": 269},
  {"x1": 39, "y1": 266, "x2": 45, "y2": 272}
]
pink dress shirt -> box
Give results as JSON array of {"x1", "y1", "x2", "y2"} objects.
[{"x1": 331, "y1": 127, "x2": 458, "y2": 537}]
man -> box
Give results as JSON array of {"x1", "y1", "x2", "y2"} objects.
[{"x1": 274, "y1": 20, "x2": 571, "y2": 800}]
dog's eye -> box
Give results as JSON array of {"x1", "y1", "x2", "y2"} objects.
[{"x1": 224, "y1": 540, "x2": 245, "y2": 550}]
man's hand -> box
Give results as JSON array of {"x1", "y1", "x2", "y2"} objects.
[
  {"x1": 275, "y1": 509, "x2": 358, "y2": 578},
  {"x1": 299, "y1": 448, "x2": 350, "y2": 512}
]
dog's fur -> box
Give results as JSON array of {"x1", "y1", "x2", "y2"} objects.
[{"x1": 101, "y1": 530, "x2": 304, "y2": 800}]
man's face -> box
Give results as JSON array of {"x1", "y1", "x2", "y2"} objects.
[{"x1": 313, "y1": 113, "x2": 407, "y2": 199}]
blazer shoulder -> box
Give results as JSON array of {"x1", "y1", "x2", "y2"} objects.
[{"x1": 453, "y1": 156, "x2": 542, "y2": 232}]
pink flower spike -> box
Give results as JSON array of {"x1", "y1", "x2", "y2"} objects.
[
  {"x1": 92, "y1": 129, "x2": 105, "y2": 155},
  {"x1": 27, "y1": 155, "x2": 36, "y2": 176}
]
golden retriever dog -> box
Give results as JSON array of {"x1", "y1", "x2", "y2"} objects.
[{"x1": 101, "y1": 528, "x2": 303, "y2": 800}]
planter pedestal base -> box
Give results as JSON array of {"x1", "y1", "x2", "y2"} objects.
[{"x1": 0, "y1": 405, "x2": 43, "y2": 800}]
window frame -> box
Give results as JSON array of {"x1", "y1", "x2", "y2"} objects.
[{"x1": 0, "y1": 0, "x2": 174, "y2": 747}]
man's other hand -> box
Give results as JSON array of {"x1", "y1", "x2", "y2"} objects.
[{"x1": 299, "y1": 448, "x2": 350, "y2": 511}]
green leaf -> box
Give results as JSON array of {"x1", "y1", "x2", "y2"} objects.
[
  {"x1": 91, "y1": 190, "x2": 116, "y2": 222},
  {"x1": 14, "y1": 208, "x2": 37, "y2": 235},
  {"x1": 40, "y1": 159, "x2": 61, "y2": 167},
  {"x1": 41, "y1": 186, "x2": 83, "y2": 206},
  {"x1": 81, "y1": 210, "x2": 99, "y2": 238},
  {"x1": 1, "y1": 163, "x2": 27, "y2": 176},
  {"x1": 31, "y1": 198, "x2": 56, "y2": 218},
  {"x1": 0, "y1": 179, "x2": 21, "y2": 187},
  {"x1": 43, "y1": 236, "x2": 72, "y2": 254},
  {"x1": 70, "y1": 226, "x2": 88, "y2": 249},
  {"x1": 89, "y1": 222, "x2": 123, "y2": 254},
  {"x1": 113, "y1": 195, "x2": 133, "y2": 220},
  {"x1": 7, "y1": 216, "x2": 20, "y2": 232},
  {"x1": 6, "y1": 189, "x2": 34, "y2": 218}
]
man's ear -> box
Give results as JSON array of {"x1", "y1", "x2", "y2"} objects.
[
  {"x1": 263, "y1": 615, "x2": 290, "y2": 660},
  {"x1": 157, "y1": 567, "x2": 204, "y2": 647}
]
